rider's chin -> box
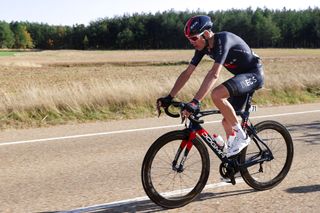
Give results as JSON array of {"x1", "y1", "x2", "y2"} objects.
[{"x1": 196, "y1": 45, "x2": 204, "y2": 51}]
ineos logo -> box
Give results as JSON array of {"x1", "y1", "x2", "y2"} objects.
[
  {"x1": 241, "y1": 76, "x2": 258, "y2": 88},
  {"x1": 191, "y1": 21, "x2": 199, "y2": 30}
]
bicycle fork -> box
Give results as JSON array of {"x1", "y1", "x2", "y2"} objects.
[{"x1": 172, "y1": 131, "x2": 196, "y2": 173}]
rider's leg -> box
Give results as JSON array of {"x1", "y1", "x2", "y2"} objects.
[
  {"x1": 222, "y1": 118, "x2": 232, "y2": 138},
  {"x1": 211, "y1": 85, "x2": 246, "y2": 139},
  {"x1": 217, "y1": 68, "x2": 264, "y2": 157},
  {"x1": 211, "y1": 85, "x2": 249, "y2": 157}
]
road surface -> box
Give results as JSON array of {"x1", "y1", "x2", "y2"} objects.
[{"x1": 0, "y1": 103, "x2": 319, "y2": 212}]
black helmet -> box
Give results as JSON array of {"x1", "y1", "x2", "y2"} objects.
[{"x1": 184, "y1": 15, "x2": 213, "y2": 38}]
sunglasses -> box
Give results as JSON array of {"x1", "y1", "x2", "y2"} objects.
[{"x1": 187, "y1": 32, "x2": 204, "y2": 42}]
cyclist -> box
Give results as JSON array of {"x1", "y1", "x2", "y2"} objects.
[{"x1": 157, "y1": 15, "x2": 264, "y2": 158}]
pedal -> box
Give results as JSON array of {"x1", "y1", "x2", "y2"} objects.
[
  {"x1": 230, "y1": 175, "x2": 236, "y2": 185},
  {"x1": 226, "y1": 166, "x2": 237, "y2": 185}
]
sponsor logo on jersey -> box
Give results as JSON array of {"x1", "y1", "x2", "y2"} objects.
[
  {"x1": 224, "y1": 59, "x2": 237, "y2": 69},
  {"x1": 224, "y1": 63, "x2": 237, "y2": 69},
  {"x1": 218, "y1": 39, "x2": 223, "y2": 55},
  {"x1": 240, "y1": 76, "x2": 258, "y2": 88}
]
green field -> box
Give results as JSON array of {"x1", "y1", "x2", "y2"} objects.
[
  {"x1": 0, "y1": 51, "x2": 16, "y2": 56},
  {"x1": 0, "y1": 49, "x2": 319, "y2": 129}
]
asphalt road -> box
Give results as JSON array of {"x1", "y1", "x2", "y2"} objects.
[{"x1": 0, "y1": 103, "x2": 319, "y2": 212}]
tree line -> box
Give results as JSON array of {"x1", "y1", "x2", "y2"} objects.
[{"x1": 0, "y1": 7, "x2": 319, "y2": 50}]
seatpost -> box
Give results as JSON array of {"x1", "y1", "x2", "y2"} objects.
[
  {"x1": 241, "y1": 92, "x2": 255, "y2": 125},
  {"x1": 244, "y1": 92, "x2": 254, "y2": 112}
]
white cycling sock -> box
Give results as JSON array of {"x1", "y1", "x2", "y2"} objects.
[{"x1": 232, "y1": 123, "x2": 246, "y2": 140}]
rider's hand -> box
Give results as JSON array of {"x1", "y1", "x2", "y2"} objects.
[
  {"x1": 182, "y1": 99, "x2": 200, "y2": 118},
  {"x1": 157, "y1": 94, "x2": 173, "y2": 108}
]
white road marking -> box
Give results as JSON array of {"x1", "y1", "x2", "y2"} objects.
[
  {"x1": 65, "y1": 180, "x2": 243, "y2": 212},
  {"x1": 1, "y1": 109, "x2": 320, "y2": 147}
]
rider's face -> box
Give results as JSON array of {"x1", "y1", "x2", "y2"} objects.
[{"x1": 188, "y1": 34, "x2": 206, "y2": 51}]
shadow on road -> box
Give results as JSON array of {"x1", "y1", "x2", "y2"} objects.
[
  {"x1": 286, "y1": 121, "x2": 320, "y2": 145},
  {"x1": 65, "y1": 188, "x2": 255, "y2": 213},
  {"x1": 286, "y1": 184, "x2": 320, "y2": 194}
]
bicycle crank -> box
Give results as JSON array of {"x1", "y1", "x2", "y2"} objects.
[{"x1": 219, "y1": 163, "x2": 237, "y2": 185}]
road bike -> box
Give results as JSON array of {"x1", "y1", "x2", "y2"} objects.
[{"x1": 141, "y1": 93, "x2": 294, "y2": 208}]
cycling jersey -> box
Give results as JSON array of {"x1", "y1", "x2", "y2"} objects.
[{"x1": 190, "y1": 31, "x2": 261, "y2": 75}]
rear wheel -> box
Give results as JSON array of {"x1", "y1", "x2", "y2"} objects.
[
  {"x1": 240, "y1": 120, "x2": 294, "y2": 190},
  {"x1": 141, "y1": 130, "x2": 210, "y2": 208}
]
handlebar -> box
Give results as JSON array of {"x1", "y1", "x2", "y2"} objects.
[
  {"x1": 157, "y1": 92, "x2": 255, "y2": 124},
  {"x1": 164, "y1": 102, "x2": 180, "y2": 118},
  {"x1": 158, "y1": 101, "x2": 204, "y2": 124}
]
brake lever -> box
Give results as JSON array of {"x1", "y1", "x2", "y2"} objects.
[
  {"x1": 180, "y1": 109, "x2": 190, "y2": 127},
  {"x1": 181, "y1": 114, "x2": 186, "y2": 124}
]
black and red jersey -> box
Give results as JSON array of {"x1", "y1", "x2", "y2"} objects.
[{"x1": 190, "y1": 31, "x2": 261, "y2": 75}]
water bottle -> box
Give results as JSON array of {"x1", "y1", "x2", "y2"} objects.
[{"x1": 213, "y1": 134, "x2": 225, "y2": 150}]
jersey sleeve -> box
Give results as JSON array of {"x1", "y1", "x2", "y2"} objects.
[
  {"x1": 214, "y1": 34, "x2": 229, "y2": 65},
  {"x1": 190, "y1": 50, "x2": 205, "y2": 66}
]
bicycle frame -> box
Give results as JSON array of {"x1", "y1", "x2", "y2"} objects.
[
  {"x1": 173, "y1": 109, "x2": 274, "y2": 173},
  {"x1": 171, "y1": 92, "x2": 274, "y2": 175}
]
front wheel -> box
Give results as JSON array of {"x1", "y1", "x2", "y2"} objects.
[
  {"x1": 240, "y1": 120, "x2": 294, "y2": 190},
  {"x1": 141, "y1": 130, "x2": 210, "y2": 209}
]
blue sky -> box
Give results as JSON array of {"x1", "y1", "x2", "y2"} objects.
[{"x1": 1, "y1": 0, "x2": 319, "y2": 26}]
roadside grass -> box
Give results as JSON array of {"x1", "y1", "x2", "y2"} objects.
[
  {"x1": 0, "y1": 49, "x2": 319, "y2": 129},
  {"x1": 254, "y1": 88, "x2": 320, "y2": 105},
  {"x1": 2, "y1": 87, "x2": 318, "y2": 129},
  {"x1": 0, "y1": 51, "x2": 16, "y2": 56}
]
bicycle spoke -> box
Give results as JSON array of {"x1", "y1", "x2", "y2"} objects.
[
  {"x1": 163, "y1": 148, "x2": 173, "y2": 163},
  {"x1": 175, "y1": 175, "x2": 197, "y2": 194},
  {"x1": 180, "y1": 171, "x2": 200, "y2": 183},
  {"x1": 179, "y1": 174, "x2": 183, "y2": 196},
  {"x1": 169, "y1": 172, "x2": 178, "y2": 192},
  {"x1": 184, "y1": 159, "x2": 202, "y2": 170},
  {"x1": 153, "y1": 170, "x2": 175, "y2": 187},
  {"x1": 151, "y1": 170, "x2": 174, "y2": 178},
  {"x1": 151, "y1": 166, "x2": 172, "y2": 173},
  {"x1": 184, "y1": 168, "x2": 202, "y2": 172}
]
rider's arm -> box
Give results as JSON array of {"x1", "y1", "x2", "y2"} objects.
[
  {"x1": 169, "y1": 63, "x2": 196, "y2": 97},
  {"x1": 194, "y1": 63, "x2": 223, "y2": 101}
]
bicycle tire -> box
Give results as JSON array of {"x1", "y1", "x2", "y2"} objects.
[
  {"x1": 141, "y1": 130, "x2": 210, "y2": 209},
  {"x1": 240, "y1": 120, "x2": 294, "y2": 190}
]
